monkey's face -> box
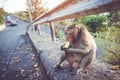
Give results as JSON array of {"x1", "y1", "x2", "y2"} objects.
[
  {"x1": 64, "y1": 26, "x2": 80, "y2": 42},
  {"x1": 64, "y1": 30, "x2": 73, "y2": 42}
]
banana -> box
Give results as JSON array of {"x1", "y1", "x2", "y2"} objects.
[{"x1": 63, "y1": 41, "x2": 70, "y2": 48}]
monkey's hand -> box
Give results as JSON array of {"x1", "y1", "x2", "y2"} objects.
[
  {"x1": 54, "y1": 65, "x2": 63, "y2": 72},
  {"x1": 61, "y1": 45, "x2": 68, "y2": 51},
  {"x1": 61, "y1": 41, "x2": 70, "y2": 51}
]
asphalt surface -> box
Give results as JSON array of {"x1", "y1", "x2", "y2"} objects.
[
  {"x1": 0, "y1": 20, "x2": 42, "y2": 80},
  {"x1": 0, "y1": 20, "x2": 27, "y2": 69}
]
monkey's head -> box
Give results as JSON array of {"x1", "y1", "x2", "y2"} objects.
[{"x1": 64, "y1": 24, "x2": 81, "y2": 42}]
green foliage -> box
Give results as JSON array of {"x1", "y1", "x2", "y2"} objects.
[
  {"x1": 74, "y1": 13, "x2": 108, "y2": 32},
  {"x1": 14, "y1": 11, "x2": 29, "y2": 21},
  {"x1": 94, "y1": 27, "x2": 120, "y2": 64},
  {"x1": 0, "y1": 8, "x2": 5, "y2": 24},
  {"x1": 108, "y1": 10, "x2": 120, "y2": 27}
]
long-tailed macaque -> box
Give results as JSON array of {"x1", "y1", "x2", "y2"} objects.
[{"x1": 55, "y1": 24, "x2": 97, "y2": 74}]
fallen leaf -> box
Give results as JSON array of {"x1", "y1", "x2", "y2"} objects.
[
  {"x1": 21, "y1": 69, "x2": 25, "y2": 74},
  {"x1": 14, "y1": 57, "x2": 19, "y2": 60},
  {"x1": 31, "y1": 56, "x2": 35, "y2": 61},
  {"x1": 16, "y1": 74, "x2": 19, "y2": 77},
  {"x1": 33, "y1": 63, "x2": 38, "y2": 68},
  {"x1": 111, "y1": 65, "x2": 119, "y2": 70},
  {"x1": 32, "y1": 54, "x2": 36, "y2": 57},
  {"x1": 35, "y1": 68, "x2": 39, "y2": 71},
  {"x1": 29, "y1": 70, "x2": 33, "y2": 73},
  {"x1": 36, "y1": 71, "x2": 39, "y2": 76},
  {"x1": 16, "y1": 59, "x2": 20, "y2": 62}
]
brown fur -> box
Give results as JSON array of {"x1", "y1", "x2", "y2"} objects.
[{"x1": 55, "y1": 24, "x2": 97, "y2": 74}]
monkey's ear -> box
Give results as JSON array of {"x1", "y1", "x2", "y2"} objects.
[
  {"x1": 76, "y1": 24, "x2": 81, "y2": 32},
  {"x1": 71, "y1": 24, "x2": 76, "y2": 28}
]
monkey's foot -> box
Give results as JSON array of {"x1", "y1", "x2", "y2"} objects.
[
  {"x1": 76, "y1": 68, "x2": 84, "y2": 74},
  {"x1": 83, "y1": 70, "x2": 89, "y2": 74},
  {"x1": 70, "y1": 69, "x2": 88, "y2": 75},
  {"x1": 69, "y1": 68, "x2": 80, "y2": 75},
  {"x1": 54, "y1": 65, "x2": 63, "y2": 72}
]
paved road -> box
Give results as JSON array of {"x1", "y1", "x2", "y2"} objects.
[
  {"x1": 0, "y1": 19, "x2": 43, "y2": 80},
  {"x1": 0, "y1": 20, "x2": 28, "y2": 68},
  {"x1": 0, "y1": 20, "x2": 36, "y2": 79}
]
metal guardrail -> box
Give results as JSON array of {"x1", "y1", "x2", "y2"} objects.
[
  {"x1": 26, "y1": 0, "x2": 120, "y2": 27},
  {"x1": 26, "y1": 0, "x2": 120, "y2": 41}
]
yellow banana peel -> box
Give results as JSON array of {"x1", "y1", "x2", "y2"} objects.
[{"x1": 63, "y1": 41, "x2": 70, "y2": 48}]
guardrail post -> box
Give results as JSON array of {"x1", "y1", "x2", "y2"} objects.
[
  {"x1": 38, "y1": 24, "x2": 41, "y2": 35},
  {"x1": 49, "y1": 22, "x2": 56, "y2": 41}
]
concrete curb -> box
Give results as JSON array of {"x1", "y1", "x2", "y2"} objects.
[
  {"x1": 26, "y1": 32, "x2": 50, "y2": 80},
  {"x1": 25, "y1": 31, "x2": 76, "y2": 80},
  {"x1": 25, "y1": 31, "x2": 67, "y2": 80}
]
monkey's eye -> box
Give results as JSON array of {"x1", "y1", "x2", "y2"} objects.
[
  {"x1": 65, "y1": 30, "x2": 72, "y2": 35},
  {"x1": 65, "y1": 32, "x2": 72, "y2": 35},
  {"x1": 65, "y1": 32, "x2": 67, "y2": 35},
  {"x1": 68, "y1": 32, "x2": 72, "y2": 35}
]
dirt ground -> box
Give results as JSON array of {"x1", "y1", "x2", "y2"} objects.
[{"x1": 0, "y1": 35, "x2": 42, "y2": 80}]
